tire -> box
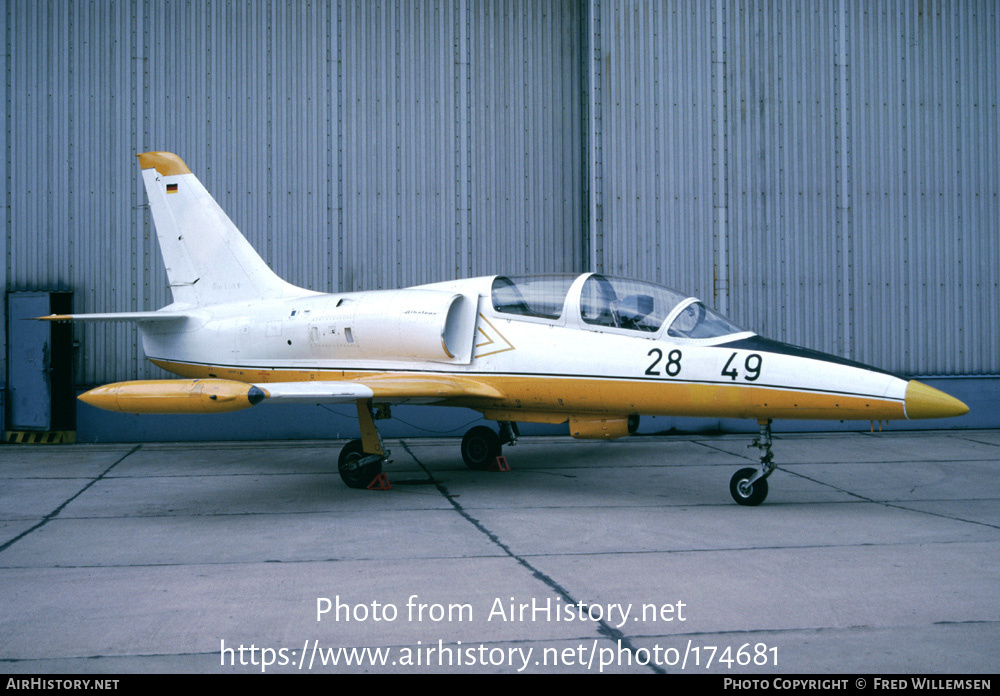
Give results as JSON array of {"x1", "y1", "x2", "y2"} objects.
[
  {"x1": 461, "y1": 426, "x2": 502, "y2": 470},
  {"x1": 338, "y1": 438, "x2": 382, "y2": 489},
  {"x1": 730, "y1": 467, "x2": 768, "y2": 506}
]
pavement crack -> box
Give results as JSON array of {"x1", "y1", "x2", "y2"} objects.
[
  {"x1": 693, "y1": 439, "x2": 758, "y2": 462},
  {"x1": 0, "y1": 445, "x2": 142, "y2": 555},
  {"x1": 782, "y1": 468, "x2": 1000, "y2": 530},
  {"x1": 398, "y1": 440, "x2": 665, "y2": 674},
  {"x1": 950, "y1": 434, "x2": 1000, "y2": 448}
]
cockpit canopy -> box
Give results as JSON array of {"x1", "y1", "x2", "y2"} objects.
[
  {"x1": 491, "y1": 273, "x2": 745, "y2": 339},
  {"x1": 491, "y1": 275, "x2": 575, "y2": 320}
]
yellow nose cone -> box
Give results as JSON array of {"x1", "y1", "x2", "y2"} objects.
[{"x1": 904, "y1": 380, "x2": 970, "y2": 420}]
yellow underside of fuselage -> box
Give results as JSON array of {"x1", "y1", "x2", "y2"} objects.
[{"x1": 149, "y1": 358, "x2": 907, "y2": 422}]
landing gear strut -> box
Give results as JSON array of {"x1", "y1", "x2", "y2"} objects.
[
  {"x1": 730, "y1": 419, "x2": 777, "y2": 506},
  {"x1": 461, "y1": 421, "x2": 518, "y2": 470},
  {"x1": 338, "y1": 400, "x2": 391, "y2": 489}
]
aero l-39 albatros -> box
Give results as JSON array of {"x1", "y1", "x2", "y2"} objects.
[{"x1": 43, "y1": 152, "x2": 969, "y2": 505}]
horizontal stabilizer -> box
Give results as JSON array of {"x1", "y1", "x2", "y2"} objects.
[{"x1": 38, "y1": 312, "x2": 192, "y2": 323}]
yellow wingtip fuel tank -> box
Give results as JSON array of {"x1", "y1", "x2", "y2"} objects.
[{"x1": 79, "y1": 379, "x2": 266, "y2": 414}]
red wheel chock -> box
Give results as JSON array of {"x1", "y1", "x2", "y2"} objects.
[
  {"x1": 488, "y1": 456, "x2": 511, "y2": 472},
  {"x1": 367, "y1": 473, "x2": 393, "y2": 490}
]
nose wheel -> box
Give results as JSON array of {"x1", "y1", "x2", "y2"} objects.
[
  {"x1": 730, "y1": 419, "x2": 777, "y2": 506},
  {"x1": 730, "y1": 467, "x2": 769, "y2": 506}
]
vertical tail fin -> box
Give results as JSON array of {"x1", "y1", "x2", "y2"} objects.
[{"x1": 138, "y1": 152, "x2": 307, "y2": 307}]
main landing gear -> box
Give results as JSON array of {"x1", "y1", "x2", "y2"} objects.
[
  {"x1": 337, "y1": 405, "x2": 519, "y2": 488},
  {"x1": 730, "y1": 419, "x2": 777, "y2": 506},
  {"x1": 461, "y1": 421, "x2": 518, "y2": 470},
  {"x1": 338, "y1": 401, "x2": 391, "y2": 489},
  {"x1": 338, "y1": 439, "x2": 386, "y2": 488}
]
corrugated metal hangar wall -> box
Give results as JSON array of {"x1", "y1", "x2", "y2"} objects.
[{"x1": 3, "y1": 0, "x2": 998, "y2": 436}]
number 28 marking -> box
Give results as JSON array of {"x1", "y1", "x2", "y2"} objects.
[{"x1": 646, "y1": 348, "x2": 682, "y2": 377}]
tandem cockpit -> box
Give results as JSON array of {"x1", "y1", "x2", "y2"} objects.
[{"x1": 489, "y1": 273, "x2": 752, "y2": 342}]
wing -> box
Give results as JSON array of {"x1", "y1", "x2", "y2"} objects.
[{"x1": 258, "y1": 375, "x2": 502, "y2": 405}]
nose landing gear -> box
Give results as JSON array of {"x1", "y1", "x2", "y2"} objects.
[{"x1": 730, "y1": 419, "x2": 777, "y2": 506}]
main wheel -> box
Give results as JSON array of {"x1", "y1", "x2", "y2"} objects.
[
  {"x1": 461, "y1": 426, "x2": 502, "y2": 470},
  {"x1": 338, "y1": 439, "x2": 382, "y2": 489},
  {"x1": 730, "y1": 467, "x2": 768, "y2": 506}
]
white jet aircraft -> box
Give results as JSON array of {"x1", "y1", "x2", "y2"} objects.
[{"x1": 43, "y1": 152, "x2": 969, "y2": 505}]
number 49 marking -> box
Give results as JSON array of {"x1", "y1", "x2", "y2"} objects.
[{"x1": 722, "y1": 352, "x2": 763, "y2": 381}]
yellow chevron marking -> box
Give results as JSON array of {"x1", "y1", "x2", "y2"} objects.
[{"x1": 473, "y1": 314, "x2": 515, "y2": 358}]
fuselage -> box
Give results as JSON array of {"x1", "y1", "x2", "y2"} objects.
[{"x1": 138, "y1": 272, "x2": 965, "y2": 425}]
